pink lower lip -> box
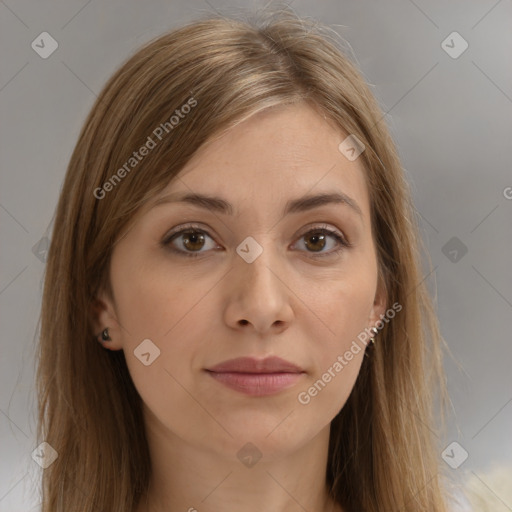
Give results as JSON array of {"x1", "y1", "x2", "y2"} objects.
[{"x1": 206, "y1": 371, "x2": 305, "y2": 396}]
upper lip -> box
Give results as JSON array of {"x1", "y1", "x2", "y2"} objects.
[{"x1": 206, "y1": 356, "x2": 304, "y2": 374}]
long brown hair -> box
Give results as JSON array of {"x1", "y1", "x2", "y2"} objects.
[{"x1": 36, "y1": 6, "x2": 454, "y2": 511}]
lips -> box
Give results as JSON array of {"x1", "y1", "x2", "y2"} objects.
[
  {"x1": 205, "y1": 356, "x2": 306, "y2": 396},
  {"x1": 206, "y1": 356, "x2": 304, "y2": 374}
]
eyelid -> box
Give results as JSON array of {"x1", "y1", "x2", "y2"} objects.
[
  {"x1": 295, "y1": 223, "x2": 350, "y2": 244},
  {"x1": 161, "y1": 221, "x2": 351, "y2": 257},
  {"x1": 162, "y1": 222, "x2": 349, "y2": 242},
  {"x1": 161, "y1": 222, "x2": 217, "y2": 244}
]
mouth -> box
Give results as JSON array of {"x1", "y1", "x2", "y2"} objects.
[{"x1": 205, "y1": 356, "x2": 306, "y2": 396}]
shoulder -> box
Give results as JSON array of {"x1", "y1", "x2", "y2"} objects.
[
  {"x1": 447, "y1": 488, "x2": 474, "y2": 512},
  {"x1": 447, "y1": 465, "x2": 512, "y2": 512}
]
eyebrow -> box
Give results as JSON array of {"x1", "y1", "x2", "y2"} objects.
[{"x1": 150, "y1": 191, "x2": 363, "y2": 218}]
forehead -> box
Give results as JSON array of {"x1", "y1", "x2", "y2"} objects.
[{"x1": 151, "y1": 102, "x2": 370, "y2": 222}]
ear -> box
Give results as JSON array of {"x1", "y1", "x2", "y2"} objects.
[
  {"x1": 367, "y1": 274, "x2": 388, "y2": 330},
  {"x1": 89, "y1": 290, "x2": 123, "y2": 351}
]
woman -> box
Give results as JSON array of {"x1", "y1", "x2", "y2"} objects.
[{"x1": 36, "y1": 7, "x2": 456, "y2": 511}]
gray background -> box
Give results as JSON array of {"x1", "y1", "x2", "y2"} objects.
[{"x1": 1, "y1": 0, "x2": 511, "y2": 510}]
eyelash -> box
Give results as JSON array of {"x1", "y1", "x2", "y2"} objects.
[{"x1": 160, "y1": 223, "x2": 351, "y2": 259}]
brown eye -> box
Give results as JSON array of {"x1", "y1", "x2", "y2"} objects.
[
  {"x1": 161, "y1": 223, "x2": 350, "y2": 259},
  {"x1": 180, "y1": 230, "x2": 206, "y2": 251},
  {"x1": 294, "y1": 226, "x2": 350, "y2": 258},
  {"x1": 162, "y1": 225, "x2": 218, "y2": 258},
  {"x1": 304, "y1": 231, "x2": 328, "y2": 252}
]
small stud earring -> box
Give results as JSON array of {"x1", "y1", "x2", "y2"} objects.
[
  {"x1": 97, "y1": 328, "x2": 111, "y2": 342},
  {"x1": 364, "y1": 327, "x2": 379, "y2": 358}
]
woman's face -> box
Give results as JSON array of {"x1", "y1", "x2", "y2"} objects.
[{"x1": 93, "y1": 101, "x2": 386, "y2": 462}]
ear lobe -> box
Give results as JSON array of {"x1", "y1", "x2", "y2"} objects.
[
  {"x1": 369, "y1": 279, "x2": 387, "y2": 328},
  {"x1": 89, "y1": 293, "x2": 123, "y2": 350}
]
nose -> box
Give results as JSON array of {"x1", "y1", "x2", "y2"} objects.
[{"x1": 223, "y1": 245, "x2": 294, "y2": 335}]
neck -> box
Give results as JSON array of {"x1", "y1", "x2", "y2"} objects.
[{"x1": 135, "y1": 406, "x2": 343, "y2": 512}]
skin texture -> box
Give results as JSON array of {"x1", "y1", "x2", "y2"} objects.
[{"x1": 91, "y1": 102, "x2": 386, "y2": 512}]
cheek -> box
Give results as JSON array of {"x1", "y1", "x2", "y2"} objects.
[
  {"x1": 111, "y1": 258, "x2": 214, "y2": 397},
  {"x1": 297, "y1": 261, "x2": 377, "y2": 414},
  {"x1": 295, "y1": 300, "x2": 370, "y2": 421},
  {"x1": 117, "y1": 277, "x2": 214, "y2": 445},
  {"x1": 111, "y1": 254, "x2": 206, "y2": 343},
  {"x1": 308, "y1": 255, "x2": 377, "y2": 351},
  {"x1": 296, "y1": 353, "x2": 364, "y2": 422},
  {"x1": 324, "y1": 279, "x2": 375, "y2": 353}
]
